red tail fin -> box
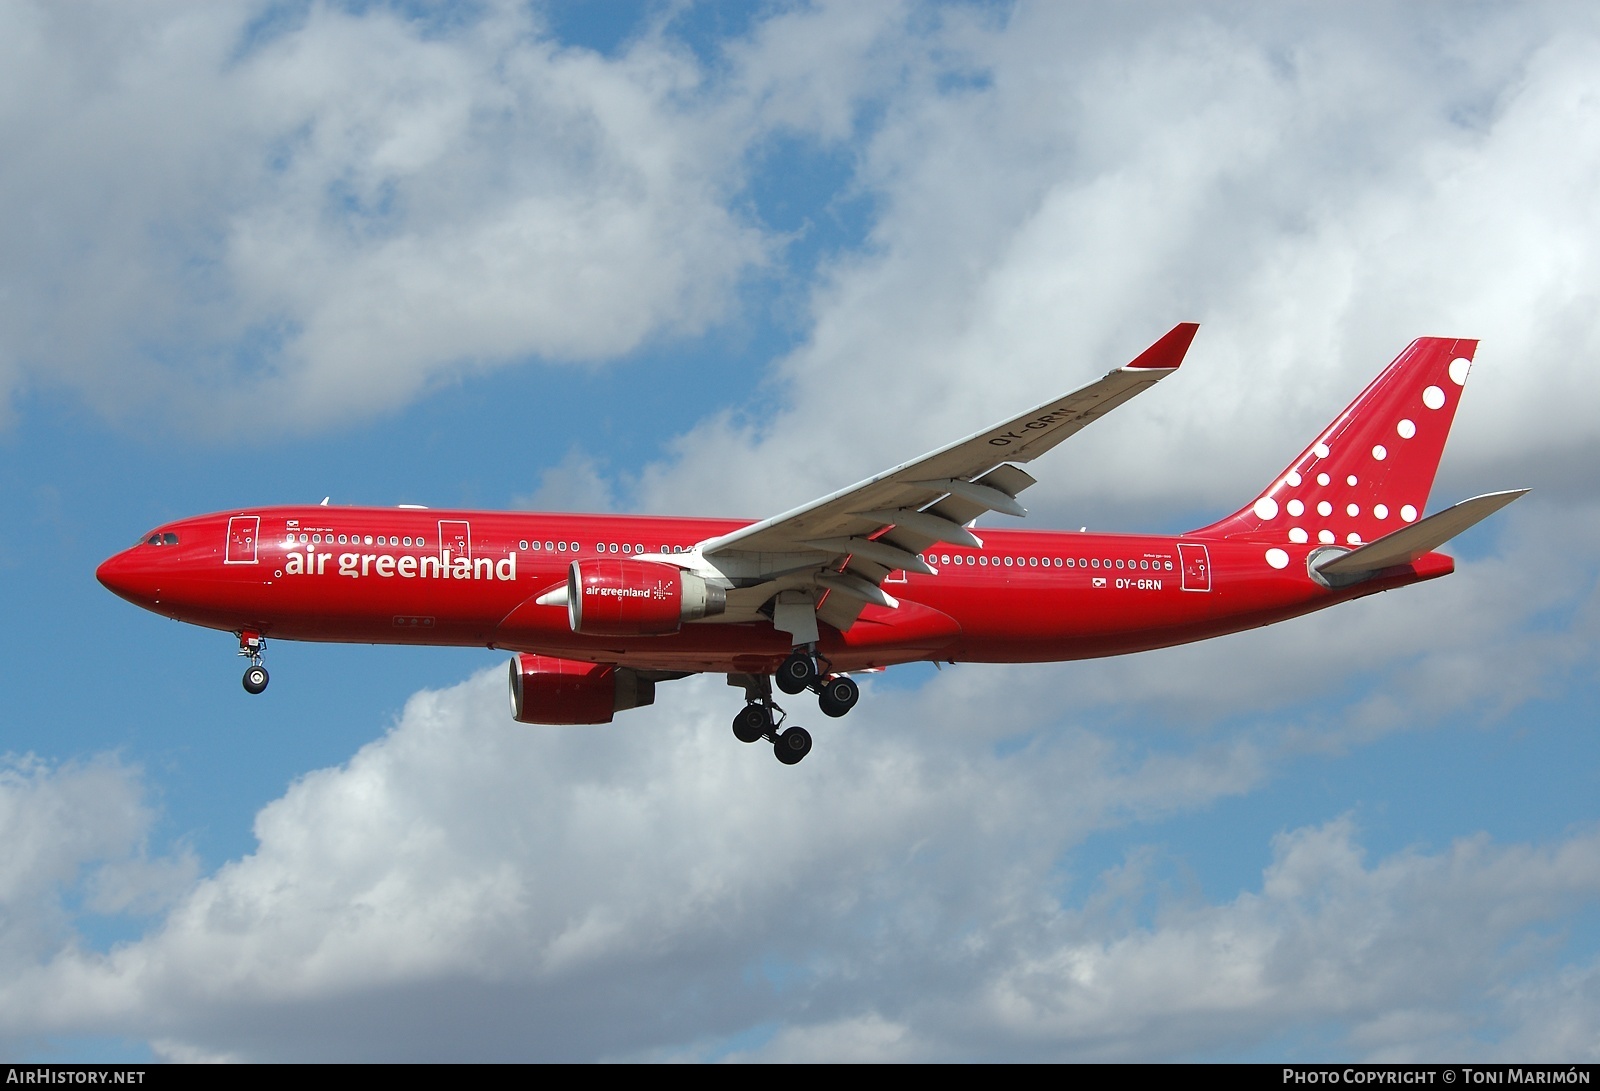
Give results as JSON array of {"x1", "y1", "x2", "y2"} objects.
[{"x1": 1193, "y1": 337, "x2": 1477, "y2": 547}]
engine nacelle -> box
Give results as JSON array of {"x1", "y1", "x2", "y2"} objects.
[
  {"x1": 567, "y1": 558, "x2": 726, "y2": 637},
  {"x1": 507, "y1": 654, "x2": 655, "y2": 725}
]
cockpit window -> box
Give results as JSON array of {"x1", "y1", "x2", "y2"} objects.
[
  {"x1": 139, "y1": 532, "x2": 180, "y2": 546},
  {"x1": 163, "y1": 532, "x2": 179, "y2": 545}
]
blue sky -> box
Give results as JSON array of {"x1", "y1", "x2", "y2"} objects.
[{"x1": 2, "y1": 0, "x2": 1599, "y2": 1062}]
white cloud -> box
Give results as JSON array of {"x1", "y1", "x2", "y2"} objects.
[
  {"x1": 514, "y1": 448, "x2": 621, "y2": 513},
  {"x1": 0, "y1": 1, "x2": 772, "y2": 431},
  {"x1": 631, "y1": 4, "x2": 1600, "y2": 526},
  {"x1": 2, "y1": 678, "x2": 1594, "y2": 1060},
  {"x1": 0, "y1": 755, "x2": 193, "y2": 1027}
]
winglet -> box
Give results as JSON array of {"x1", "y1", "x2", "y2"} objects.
[{"x1": 1125, "y1": 322, "x2": 1199, "y2": 371}]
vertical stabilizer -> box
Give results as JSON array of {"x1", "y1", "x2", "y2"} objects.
[{"x1": 1193, "y1": 337, "x2": 1477, "y2": 547}]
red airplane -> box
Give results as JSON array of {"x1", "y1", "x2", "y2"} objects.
[{"x1": 98, "y1": 325, "x2": 1525, "y2": 765}]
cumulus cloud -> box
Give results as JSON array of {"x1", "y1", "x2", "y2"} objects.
[
  {"x1": 0, "y1": 0, "x2": 777, "y2": 431},
  {"x1": 514, "y1": 448, "x2": 621, "y2": 513},
  {"x1": 1, "y1": 672, "x2": 1594, "y2": 1061},
  {"x1": 0, "y1": 668, "x2": 1255, "y2": 1060},
  {"x1": 631, "y1": 3, "x2": 1600, "y2": 527},
  {"x1": 0, "y1": 755, "x2": 194, "y2": 1055}
]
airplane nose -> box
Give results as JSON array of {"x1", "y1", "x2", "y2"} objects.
[{"x1": 97, "y1": 549, "x2": 160, "y2": 606}]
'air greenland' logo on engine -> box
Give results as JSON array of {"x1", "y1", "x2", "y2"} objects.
[
  {"x1": 585, "y1": 579, "x2": 675, "y2": 601},
  {"x1": 281, "y1": 548, "x2": 516, "y2": 581}
]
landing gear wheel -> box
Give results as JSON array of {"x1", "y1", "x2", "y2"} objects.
[
  {"x1": 732, "y1": 704, "x2": 769, "y2": 744},
  {"x1": 817, "y1": 675, "x2": 859, "y2": 718},
  {"x1": 776, "y1": 650, "x2": 817, "y2": 695},
  {"x1": 242, "y1": 665, "x2": 269, "y2": 694},
  {"x1": 774, "y1": 725, "x2": 812, "y2": 765}
]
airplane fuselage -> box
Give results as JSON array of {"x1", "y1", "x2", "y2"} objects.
[{"x1": 98, "y1": 504, "x2": 1451, "y2": 675}]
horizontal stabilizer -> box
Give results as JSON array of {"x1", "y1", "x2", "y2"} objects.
[{"x1": 1314, "y1": 489, "x2": 1528, "y2": 581}]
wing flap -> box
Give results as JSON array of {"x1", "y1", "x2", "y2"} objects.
[
  {"x1": 923, "y1": 495, "x2": 987, "y2": 530},
  {"x1": 816, "y1": 589, "x2": 866, "y2": 632}
]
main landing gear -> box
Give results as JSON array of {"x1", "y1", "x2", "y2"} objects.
[
  {"x1": 238, "y1": 630, "x2": 269, "y2": 695},
  {"x1": 731, "y1": 650, "x2": 862, "y2": 766},
  {"x1": 776, "y1": 648, "x2": 860, "y2": 718},
  {"x1": 731, "y1": 675, "x2": 813, "y2": 765}
]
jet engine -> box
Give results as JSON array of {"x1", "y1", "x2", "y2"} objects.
[
  {"x1": 507, "y1": 653, "x2": 655, "y2": 725},
  {"x1": 567, "y1": 558, "x2": 726, "y2": 637}
]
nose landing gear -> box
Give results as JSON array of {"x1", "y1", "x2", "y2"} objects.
[{"x1": 238, "y1": 630, "x2": 269, "y2": 694}]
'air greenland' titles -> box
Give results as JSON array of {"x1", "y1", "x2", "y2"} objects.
[{"x1": 281, "y1": 548, "x2": 517, "y2": 581}]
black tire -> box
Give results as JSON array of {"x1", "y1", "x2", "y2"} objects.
[
  {"x1": 817, "y1": 675, "x2": 859, "y2": 718},
  {"x1": 242, "y1": 665, "x2": 269, "y2": 694},
  {"x1": 774, "y1": 725, "x2": 812, "y2": 765},
  {"x1": 732, "y1": 705, "x2": 768, "y2": 744},
  {"x1": 776, "y1": 651, "x2": 816, "y2": 695}
]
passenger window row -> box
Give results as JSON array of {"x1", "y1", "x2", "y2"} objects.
[
  {"x1": 517, "y1": 541, "x2": 688, "y2": 555},
  {"x1": 923, "y1": 553, "x2": 1177, "y2": 572},
  {"x1": 283, "y1": 533, "x2": 425, "y2": 548}
]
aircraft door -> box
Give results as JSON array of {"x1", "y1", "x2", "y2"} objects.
[
  {"x1": 1177, "y1": 543, "x2": 1211, "y2": 592},
  {"x1": 226, "y1": 516, "x2": 259, "y2": 564},
  {"x1": 439, "y1": 520, "x2": 472, "y2": 562}
]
